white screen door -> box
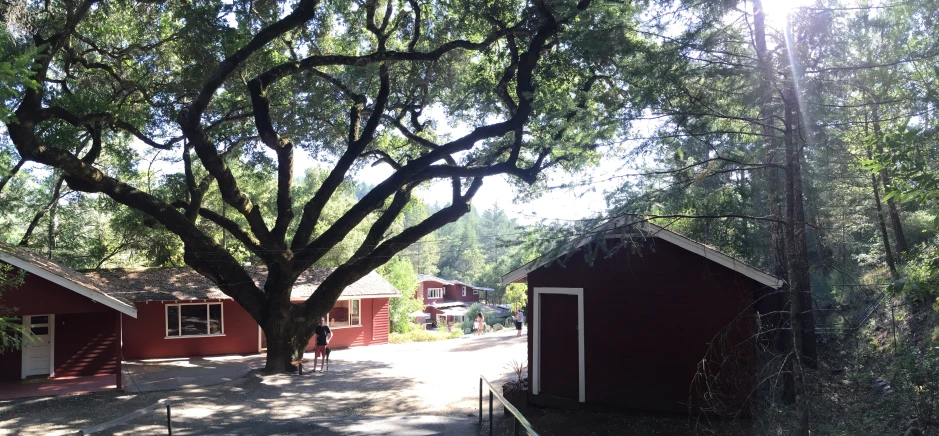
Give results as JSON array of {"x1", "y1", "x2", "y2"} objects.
[{"x1": 22, "y1": 315, "x2": 54, "y2": 378}]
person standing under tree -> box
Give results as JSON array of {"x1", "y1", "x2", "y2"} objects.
[
  {"x1": 312, "y1": 317, "x2": 332, "y2": 372},
  {"x1": 515, "y1": 308, "x2": 525, "y2": 336}
]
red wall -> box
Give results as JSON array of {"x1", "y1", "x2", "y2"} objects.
[
  {"x1": 419, "y1": 280, "x2": 449, "y2": 304},
  {"x1": 121, "y1": 299, "x2": 259, "y2": 360},
  {"x1": 123, "y1": 297, "x2": 392, "y2": 360},
  {"x1": 0, "y1": 269, "x2": 121, "y2": 382},
  {"x1": 527, "y1": 239, "x2": 773, "y2": 413},
  {"x1": 446, "y1": 283, "x2": 481, "y2": 303},
  {"x1": 304, "y1": 298, "x2": 390, "y2": 350},
  {"x1": 54, "y1": 312, "x2": 120, "y2": 378}
]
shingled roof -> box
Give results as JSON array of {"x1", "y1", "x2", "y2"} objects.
[
  {"x1": 0, "y1": 243, "x2": 137, "y2": 317},
  {"x1": 82, "y1": 267, "x2": 400, "y2": 302}
]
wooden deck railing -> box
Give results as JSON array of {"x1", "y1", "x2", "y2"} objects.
[{"x1": 479, "y1": 375, "x2": 538, "y2": 436}]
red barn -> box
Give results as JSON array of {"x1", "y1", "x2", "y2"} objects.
[
  {"x1": 0, "y1": 245, "x2": 136, "y2": 391},
  {"x1": 502, "y1": 221, "x2": 784, "y2": 414},
  {"x1": 416, "y1": 274, "x2": 493, "y2": 327}
]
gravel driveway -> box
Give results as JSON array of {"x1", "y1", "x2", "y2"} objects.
[{"x1": 0, "y1": 331, "x2": 527, "y2": 435}]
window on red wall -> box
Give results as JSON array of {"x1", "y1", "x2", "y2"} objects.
[
  {"x1": 166, "y1": 303, "x2": 224, "y2": 338},
  {"x1": 462, "y1": 286, "x2": 466, "y2": 296},
  {"x1": 328, "y1": 299, "x2": 361, "y2": 327},
  {"x1": 428, "y1": 288, "x2": 443, "y2": 299}
]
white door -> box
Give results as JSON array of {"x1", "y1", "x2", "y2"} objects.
[{"x1": 22, "y1": 315, "x2": 54, "y2": 378}]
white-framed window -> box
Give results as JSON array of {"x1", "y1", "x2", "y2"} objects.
[
  {"x1": 428, "y1": 287, "x2": 444, "y2": 299},
  {"x1": 462, "y1": 286, "x2": 467, "y2": 297},
  {"x1": 473, "y1": 289, "x2": 479, "y2": 294},
  {"x1": 166, "y1": 303, "x2": 224, "y2": 338},
  {"x1": 328, "y1": 299, "x2": 361, "y2": 327}
]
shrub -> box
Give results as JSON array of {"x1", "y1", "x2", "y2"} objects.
[
  {"x1": 492, "y1": 323, "x2": 503, "y2": 331},
  {"x1": 389, "y1": 327, "x2": 464, "y2": 343}
]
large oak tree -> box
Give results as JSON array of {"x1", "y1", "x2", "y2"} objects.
[{"x1": 1, "y1": 0, "x2": 646, "y2": 370}]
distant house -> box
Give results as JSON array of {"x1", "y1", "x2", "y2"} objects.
[
  {"x1": 0, "y1": 243, "x2": 398, "y2": 390},
  {"x1": 416, "y1": 274, "x2": 493, "y2": 327},
  {"x1": 501, "y1": 220, "x2": 784, "y2": 413}
]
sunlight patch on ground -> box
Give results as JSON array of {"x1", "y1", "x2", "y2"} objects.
[
  {"x1": 257, "y1": 374, "x2": 293, "y2": 386},
  {"x1": 266, "y1": 403, "x2": 315, "y2": 420},
  {"x1": 176, "y1": 406, "x2": 217, "y2": 419}
]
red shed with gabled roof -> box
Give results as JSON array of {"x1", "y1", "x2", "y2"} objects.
[
  {"x1": 0, "y1": 244, "x2": 137, "y2": 394},
  {"x1": 502, "y1": 221, "x2": 784, "y2": 414}
]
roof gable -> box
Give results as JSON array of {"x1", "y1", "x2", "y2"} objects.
[
  {"x1": 0, "y1": 244, "x2": 137, "y2": 318},
  {"x1": 501, "y1": 221, "x2": 783, "y2": 288},
  {"x1": 417, "y1": 274, "x2": 493, "y2": 291}
]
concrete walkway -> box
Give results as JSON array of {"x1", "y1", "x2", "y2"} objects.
[{"x1": 123, "y1": 354, "x2": 265, "y2": 393}]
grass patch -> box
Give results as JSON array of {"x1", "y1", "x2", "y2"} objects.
[
  {"x1": 389, "y1": 328, "x2": 463, "y2": 344},
  {"x1": 21, "y1": 377, "x2": 49, "y2": 384}
]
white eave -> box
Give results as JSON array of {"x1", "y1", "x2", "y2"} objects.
[
  {"x1": 0, "y1": 252, "x2": 138, "y2": 318},
  {"x1": 501, "y1": 220, "x2": 784, "y2": 289}
]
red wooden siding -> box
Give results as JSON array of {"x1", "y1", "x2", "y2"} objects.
[
  {"x1": 0, "y1": 268, "x2": 121, "y2": 382},
  {"x1": 54, "y1": 312, "x2": 120, "y2": 378},
  {"x1": 371, "y1": 298, "x2": 389, "y2": 344},
  {"x1": 446, "y1": 284, "x2": 481, "y2": 303},
  {"x1": 527, "y1": 239, "x2": 767, "y2": 413},
  {"x1": 303, "y1": 298, "x2": 391, "y2": 350},
  {"x1": 121, "y1": 299, "x2": 259, "y2": 360},
  {"x1": 419, "y1": 280, "x2": 449, "y2": 304}
]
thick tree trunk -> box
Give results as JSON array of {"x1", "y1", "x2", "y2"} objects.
[
  {"x1": 260, "y1": 274, "x2": 321, "y2": 373},
  {"x1": 867, "y1": 143, "x2": 898, "y2": 278},
  {"x1": 789, "y1": 288, "x2": 810, "y2": 436},
  {"x1": 872, "y1": 114, "x2": 909, "y2": 255},
  {"x1": 752, "y1": 0, "x2": 789, "y2": 283},
  {"x1": 783, "y1": 86, "x2": 817, "y2": 369},
  {"x1": 783, "y1": 84, "x2": 811, "y2": 436}
]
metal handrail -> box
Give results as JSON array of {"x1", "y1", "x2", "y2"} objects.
[{"x1": 479, "y1": 375, "x2": 538, "y2": 436}]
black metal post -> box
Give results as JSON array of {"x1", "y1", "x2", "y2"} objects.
[
  {"x1": 166, "y1": 403, "x2": 172, "y2": 436},
  {"x1": 298, "y1": 362, "x2": 303, "y2": 376},
  {"x1": 489, "y1": 391, "x2": 493, "y2": 436},
  {"x1": 479, "y1": 378, "x2": 483, "y2": 426}
]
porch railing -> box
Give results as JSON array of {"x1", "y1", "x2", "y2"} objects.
[{"x1": 479, "y1": 375, "x2": 538, "y2": 436}]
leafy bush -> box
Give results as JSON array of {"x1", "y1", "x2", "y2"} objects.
[{"x1": 389, "y1": 327, "x2": 463, "y2": 343}]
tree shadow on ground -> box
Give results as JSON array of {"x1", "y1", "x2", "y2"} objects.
[
  {"x1": 450, "y1": 336, "x2": 525, "y2": 353},
  {"x1": 1, "y1": 360, "x2": 420, "y2": 435}
]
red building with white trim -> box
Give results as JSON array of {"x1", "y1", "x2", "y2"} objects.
[
  {"x1": 502, "y1": 221, "x2": 784, "y2": 414},
  {"x1": 0, "y1": 245, "x2": 136, "y2": 391},
  {"x1": 84, "y1": 267, "x2": 399, "y2": 358},
  {"x1": 0, "y1": 243, "x2": 398, "y2": 393},
  {"x1": 416, "y1": 274, "x2": 493, "y2": 327}
]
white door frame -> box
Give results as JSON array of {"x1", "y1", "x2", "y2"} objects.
[
  {"x1": 532, "y1": 287, "x2": 585, "y2": 403},
  {"x1": 21, "y1": 314, "x2": 55, "y2": 379}
]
